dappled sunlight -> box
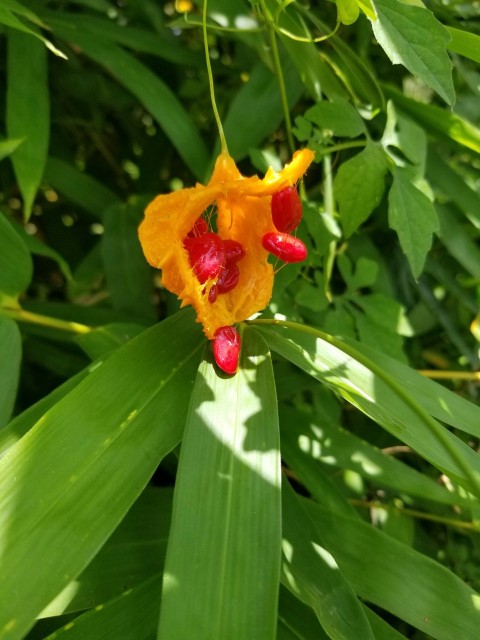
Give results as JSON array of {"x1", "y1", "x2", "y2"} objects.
[
  {"x1": 39, "y1": 581, "x2": 81, "y2": 618},
  {"x1": 312, "y1": 543, "x2": 339, "y2": 571}
]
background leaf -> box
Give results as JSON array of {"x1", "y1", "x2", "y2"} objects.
[
  {"x1": 0, "y1": 317, "x2": 21, "y2": 429},
  {"x1": 0, "y1": 212, "x2": 33, "y2": 306}
]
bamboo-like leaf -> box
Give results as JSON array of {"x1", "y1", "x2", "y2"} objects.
[
  {"x1": 0, "y1": 211, "x2": 33, "y2": 306},
  {"x1": 282, "y1": 480, "x2": 374, "y2": 640},
  {"x1": 277, "y1": 585, "x2": 330, "y2": 640},
  {"x1": 0, "y1": 310, "x2": 203, "y2": 640},
  {"x1": 304, "y1": 500, "x2": 480, "y2": 640},
  {"x1": 49, "y1": 25, "x2": 209, "y2": 181},
  {"x1": 158, "y1": 327, "x2": 281, "y2": 640},
  {"x1": 0, "y1": 317, "x2": 21, "y2": 429},
  {"x1": 44, "y1": 157, "x2": 119, "y2": 219},
  {"x1": 436, "y1": 204, "x2": 480, "y2": 280},
  {"x1": 43, "y1": 576, "x2": 162, "y2": 640},
  {"x1": 254, "y1": 322, "x2": 480, "y2": 498},
  {"x1": 6, "y1": 29, "x2": 50, "y2": 219},
  {"x1": 446, "y1": 26, "x2": 480, "y2": 64}
]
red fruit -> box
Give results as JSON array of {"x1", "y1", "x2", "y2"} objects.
[
  {"x1": 223, "y1": 239, "x2": 246, "y2": 264},
  {"x1": 187, "y1": 217, "x2": 209, "y2": 238},
  {"x1": 183, "y1": 232, "x2": 225, "y2": 283},
  {"x1": 217, "y1": 263, "x2": 240, "y2": 294},
  {"x1": 262, "y1": 232, "x2": 307, "y2": 263},
  {"x1": 213, "y1": 326, "x2": 241, "y2": 375},
  {"x1": 271, "y1": 187, "x2": 303, "y2": 233}
]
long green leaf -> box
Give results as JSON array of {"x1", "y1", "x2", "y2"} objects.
[
  {"x1": 282, "y1": 480, "x2": 374, "y2": 640},
  {"x1": 446, "y1": 26, "x2": 480, "y2": 64},
  {"x1": 158, "y1": 327, "x2": 281, "y2": 640},
  {"x1": 0, "y1": 310, "x2": 203, "y2": 640},
  {"x1": 0, "y1": 317, "x2": 21, "y2": 429},
  {"x1": 254, "y1": 322, "x2": 480, "y2": 497},
  {"x1": 436, "y1": 203, "x2": 480, "y2": 279},
  {"x1": 50, "y1": 24, "x2": 209, "y2": 181},
  {"x1": 277, "y1": 585, "x2": 330, "y2": 640},
  {"x1": 305, "y1": 500, "x2": 480, "y2": 640},
  {"x1": 7, "y1": 28, "x2": 50, "y2": 219},
  {"x1": 0, "y1": 212, "x2": 33, "y2": 306}
]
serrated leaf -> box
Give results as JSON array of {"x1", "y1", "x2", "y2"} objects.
[
  {"x1": 370, "y1": 0, "x2": 454, "y2": 105},
  {"x1": 158, "y1": 328, "x2": 281, "y2": 640},
  {"x1": 305, "y1": 98, "x2": 365, "y2": 138},
  {"x1": 334, "y1": 141, "x2": 388, "y2": 237},
  {"x1": 7, "y1": 29, "x2": 50, "y2": 219},
  {"x1": 388, "y1": 166, "x2": 439, "y2": 278}
]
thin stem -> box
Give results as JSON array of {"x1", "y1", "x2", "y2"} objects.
[
  {"x1": 1, "y1": 307, "x2": 91, "y2": 334},
  {"x1": 419, "y1": 370, "x2": 480, "y2": 381},
  {"x1": 250, "y1": 318, "x2": 480, "y2": 499},
  {"x1": 203, "y1": 0, "x2": 228, "y2": 154},
  {"x1": 259, "y1": 0, "x2": 295, "y2": 154},
  {"x1": 350, "y1": 499, "x2": 480, "y2": 532}
]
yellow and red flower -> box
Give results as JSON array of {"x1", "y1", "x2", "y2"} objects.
[{"x1": 139, "y1": 149, "x2": 313, "y2": 330}]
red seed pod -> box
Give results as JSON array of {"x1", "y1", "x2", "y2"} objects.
[
  {"x1": 271, "y1": 187, "x2": 303, "y2": 233},
  {"x1": 183, "y1": 232, "x2": 225, "y2": 283},
  {"x1": 213, "y1": 326, "x2": 241, "y2": 375},
  {"x1": 217, "y1": 263, "x2": 240, "y2": 294},
  {"x1": 223, "y1": 239, "x2": 246, "y2": 264},
  {"x1": 187, "y1": 217, "x2": 209, "y2": 238},
  {"x1": 262, "y1": 232, "x2": 307, "y2": 263}
]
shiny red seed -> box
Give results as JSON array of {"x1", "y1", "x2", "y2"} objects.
[
  {"x1": 187, "y1": 217, "x2": 209, "y2": 238},
  {"x1": 223, "y1": 239, "x2": 246, "y2": 264},
  {"x1": 271, "y1": 187, "x2": 303, "y2": 233},
  {"x1": 262, "y1": 232, "x2": 307, "y2": 263},
  {"x1": 217, "y1": 263, "x2": 240, "y2": 294},
  {"x1": 213, "y1": 326, "x2": 241, "y2": 375},
  {"x1": 208, "y1": 284, "x2": 218, "y2": 303},
  {"x1": 183, "y1": 232, "x2": 225, "y2": 283}
]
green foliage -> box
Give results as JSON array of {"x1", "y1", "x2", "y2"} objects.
[{"x1": 1, "y1": 1, "x2": 480, "y2": 639}]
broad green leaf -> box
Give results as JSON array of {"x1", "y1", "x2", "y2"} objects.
[
  {"x1": 41, "y1": 487, "x2": 171, "y2": 616},
  {"x1": 222, "y1": 59, "x2": 303, "y2": 163},
  {"x1": 44, "y1": 157, "x2": 119, "y2": 219},
  {"x1": 334, "y1": 141, "x2": 388, "y2": 237},
  {"x1": 0, "y1": 211, "x2": 33, "y2": 306},
  {"x1": 7, "y1": 29, "x2": 50, "y2": 219},
  {"x1": 158, "y1": 328, "x2": 281, "y2": 640},
  {"x1": 44, "y1": 576, "x2": 162, "y2": 640},
  {"x1": 370, "y1": 0, "x2": 454, "y2": 105},
  {"x1": 102, "y1": 201, "x2": 156, "y2": 322},
  {"x1": 280, "y1": 406, "x2": 470, "y2": 507},
  {"x1": 277, "y1": 585, "x2": 329, "y2": 640},
  {"x1": 388, "y1": 166, "x2": 438, "y2": 278},
  {"x1": 305, "y1": 99, "x2": 365, "y2": 138},
  {"x1": 0, "y1": 137, "x2": 23, "y2": 162},
  {"x1": 253, "y1": 322, "x2": 480, "y2": 497},
  {"x1": 385, "y1": 86, "x2": 480, "y2": 155},
  {"x1": 305, "y1": 501, "x2": 480, "y2": 640},
  {"x1": 50, "y1": 25, "x2": 209, "y2": 181},
  {"x1": 446, "y1": 26, "x2": 480, "y2": 64},
  {"x1": 363, "y1": 607, "x2": 408, "y2": 640},
  {"x1": 75, "y1": 323, "x2": 145, "y2": 360},
  {"x1": 436, "y1": 204, "x2": 480, "y2": 280},
  {"x1": 282, "y1": 480, "x2": 374, "y2": 640},
  {"x1": 352, "y1": 307, "x2": 406, "y2": 363},
  {"x1": 0, "y1": 310, "x2": 204, "y2": 640},
  {"x1": 0, "y1": 317, "x2": 21, "y2": 429}
]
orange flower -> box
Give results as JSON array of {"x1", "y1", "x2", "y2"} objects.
[{"x1": 138, "y1": 149, "x2": 314, "y2": 339}]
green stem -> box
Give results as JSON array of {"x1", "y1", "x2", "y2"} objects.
[
  {"x1": 1, "y1": 307, "x2": 92, "y2": 334},
  {"x1": 323, "y1": 154, "x2": 336, "y2": 303},
  {"x1": 350, "y1": 499, "x2": 480, "y2": 532},
  {"x1": 318, "y1": 139, "x2": 366, "y2": 157},
  {"x1": 203, "y1": 0, "x2": 228, "y2": 154},
  {"x1": 250, "y1": 318, "x2": 480, "y2": 499},
  {"x1": 259, "y1": 0, "x2": 295, "y2": 155}
]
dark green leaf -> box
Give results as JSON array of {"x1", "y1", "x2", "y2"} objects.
[
  {"x1": 0, "y1": 316, "x2": 21, "y2": 429},
  {"x1": 305, "y1": 98, "x2": 365, "y2": 138},
  {"x1": 0, "y1": 211, "x2": 33, "y2": 306},
  {"x1": 7, "y1": 29, "x2": 50, "y2": 219}
]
